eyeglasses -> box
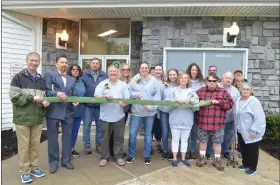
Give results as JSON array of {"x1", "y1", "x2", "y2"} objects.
[
  {"x1": 208, "y1": 80, "x2": 218, "y2": 83},
  {"x1": 122, "y1": 69, "x2": 130, "y2": 71}
]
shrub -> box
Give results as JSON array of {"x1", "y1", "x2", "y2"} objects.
[{"x1": 265, "y1": 114, "x2": 280, "y2": 140}]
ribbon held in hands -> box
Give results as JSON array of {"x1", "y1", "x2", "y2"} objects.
[{"x1": 43, "y1": 97, "x2": 212, "y2": 108}]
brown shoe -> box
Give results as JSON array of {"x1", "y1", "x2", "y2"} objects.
[
  {"x1": 185, "y1": 152, "x2": 191, "y2": 159},
  {"x1": 213, "y1": 158, "x2": 224, "y2": 171},
  {"x1": 190, "y1": 152, "x2": 196, "y2": 159},
  {"x1": 196, "y1": 155, "x2": 207, "y2": 167}
]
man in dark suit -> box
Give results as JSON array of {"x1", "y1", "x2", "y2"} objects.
[{"x1": 44, "y1": 55, "x2": 77, "y2": 173}]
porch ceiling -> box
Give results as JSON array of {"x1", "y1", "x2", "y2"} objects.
[{"x1": 2, "y1": 1, "x2": 280, "y2": 19}]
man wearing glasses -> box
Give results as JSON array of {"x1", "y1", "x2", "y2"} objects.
[{"x1": 195, "y1": 73, "x2": 234, "y2": 171}]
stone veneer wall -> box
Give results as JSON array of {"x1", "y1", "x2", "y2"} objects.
[
  {"x1": 141, "y1": 17, "x2": 280, "y2": 114},
  {"x1": 130, "y1": 21, "x2": 143, "y2": 75},
  {"x1": 42, "y1": 18, "x2": 79, "y2": 74}
]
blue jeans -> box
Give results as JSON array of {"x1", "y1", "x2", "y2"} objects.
[
  {"x1": 160, "y1": 111, "x2": 170, "y2": 153},
  {"x1": 187, "y1": 123, "x2": 198, "y2": 152},
  {"x1": 83, "y1": 106, "x2": 101, "y2": 147},
  {"x1": 222, "y1": 121, "x2": 234, "y2": 153},
  {"x1": 72, "y1": 117, "x2": 82, "y2": 148},
  {"x1": 128, "y1": 115, "x2": 155, "y2": 159}
]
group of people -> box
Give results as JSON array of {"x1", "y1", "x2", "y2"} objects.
[{"x1": 10, "y1": 52, "x2": 266, "y2": 184}]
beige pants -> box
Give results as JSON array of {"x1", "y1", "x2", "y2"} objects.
[{"x1": 15, "y1": 124, "x2": 43, "y2": 174}]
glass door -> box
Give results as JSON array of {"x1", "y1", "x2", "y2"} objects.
[
  {"x1": 80, "y1": 56, "x2": 105, "y2": 71},
  {"x1": 104, "y1": 56, "x2": 129, "y2": 72},
  {"x1": 80, "y1": 55, "x2": 129, "y2": 72}
]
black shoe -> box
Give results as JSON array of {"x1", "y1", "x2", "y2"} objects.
[
  {"x1": 122, "y1": 152, "x2": 127, "y2": 158},
  {"x1": 222, "y1": 152, "x2": 231, "y2": 161},
  {"x1": 49, "y1": 166, "x2": 57, "y2": 174},
  {"x1": 126, "y1": 157, "x2": 135, "y2": 164},
  {"x1": 161, "y1": 152, "x2": 168, "y2": 160},
  {"x1": 206, "y1": 153, "x2": 211, "y2": 160},
  {"x1": 84, "y1": 146, "x2": 92, "y2": 154},
  {"x1": 190, "y1": 152, "x2": 196, "y2": 159},
  {"x1": 72, "y1": 150, "x2": 80, "y2": 158},
  {"x1": 167, "y1": 152, "x2": 173, "y2": 161},
  {"x1": 156, "y1": 144, "x2": 163, "y2": 153},
  {"x1": 61, "y1": 162, "x2": 74, "y2": 170},
  {"x1": 144, "y1": 158, "x2": 151, "y2": 165},
  {"x1": 96, "y1": 144, "x2": 101, "y2": 153}
]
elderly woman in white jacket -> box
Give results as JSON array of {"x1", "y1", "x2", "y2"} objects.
[
  {"x1": 166, "y1": 73, "x2": 199, "y2": 167},
  {"x1": 234, "y1": 83, "x2": 266, "y2": 175}
]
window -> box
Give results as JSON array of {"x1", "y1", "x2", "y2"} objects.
[
  {"x1": 81, "y1": 19, "x2": 130, "y2": 55},
  {"x1": 164, "y1": 48, "x2": 248, "y2": 79}
]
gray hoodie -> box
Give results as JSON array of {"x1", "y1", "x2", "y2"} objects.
[
  {"x1": 167, "y1": 87, "x2": 199, "y2": 129},
  {"x1": 128, "y1": 74, "x2": 161, "y2": 117},
  {"x1": 158, "y1": 82, "x2": 177, "y2": 113},
  {"x1": 190, "y1": 79, "x2": 205, "y2": 91},
  {"x1": 234, "y1": 96, "x2": 266, "y2": 144}
]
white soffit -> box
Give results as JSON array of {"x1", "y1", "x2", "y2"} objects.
[{"x1": 2, "y1": 1, "x2": 280, "y2": 18}]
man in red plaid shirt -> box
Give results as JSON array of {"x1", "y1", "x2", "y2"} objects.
[{"x1": 196, "y1": 73, "x2": 234, "y2": 171}]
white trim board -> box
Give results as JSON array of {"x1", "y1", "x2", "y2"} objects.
[
  {"x1": 3, "y1": 1, "x2": 279, "y2": 9},
  {"x1": 163, "y1": 47, "x2": 249, "y2": 79},
  {"x1": 1, "y1": 12, "x2": 33, "y2": 30}
]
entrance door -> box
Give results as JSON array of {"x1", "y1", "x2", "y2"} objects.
[{"x1": 80, "y1": 55, "x2": 130, "y2": 72}]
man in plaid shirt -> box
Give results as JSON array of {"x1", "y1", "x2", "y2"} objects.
[{"x1": 196, "y1": 73, "x2": 234, "y2": 171}]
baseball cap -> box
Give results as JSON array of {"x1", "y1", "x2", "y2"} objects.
[{"x1": 234, "y1": 69, "x2": 243, "y2": 74}]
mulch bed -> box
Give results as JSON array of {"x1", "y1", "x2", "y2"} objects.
[
  {"x1": 260, "y1": 139, "x2": 280, "y2": 160},
  {"x1": 1, "y1": 129, "x2": 48, "y2": 160}
]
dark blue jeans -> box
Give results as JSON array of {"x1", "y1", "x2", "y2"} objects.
[
  {"x1": 187, "y1": 123, "x2": 198, "y2": 153},
  {"x1": 83, "y1": 106, "x2": 101, "y2": 147},
  {"x1": 222, "y1": 121, "x2": 234, "y2": 153},
  {"x1": 160, "y1": 111, "x2": 170, "y2": 153},
  {"x1": 71, "y1": 117, "x2": 82, "y2": 148}
]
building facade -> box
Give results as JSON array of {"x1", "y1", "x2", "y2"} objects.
[{"x1": 1, "y1": 0, "x2": 279, "y2": 129}]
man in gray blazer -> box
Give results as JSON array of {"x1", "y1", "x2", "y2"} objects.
[{"x1": 44, "y1": 55, "x2": 76, "y2": 173}]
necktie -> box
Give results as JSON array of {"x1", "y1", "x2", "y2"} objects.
[{"x1": 60, "y1": 73, "x2": 67, "y2": 77}]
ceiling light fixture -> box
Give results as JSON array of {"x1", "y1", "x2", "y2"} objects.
[{"x1": 98, "y1": 30, "x2": 117, "y2": 37}]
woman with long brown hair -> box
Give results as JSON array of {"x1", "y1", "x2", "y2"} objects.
[{"x1": 185, "y1": 63, "x2": 205, "y2": 159}]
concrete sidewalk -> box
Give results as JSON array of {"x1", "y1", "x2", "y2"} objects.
[{"x1": 2, "y1": 127, "x2": 279, "y2": 185}]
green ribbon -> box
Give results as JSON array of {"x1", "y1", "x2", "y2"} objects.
[{"x1": 43, "y1": 97, "x2": 212, "y2": 108}]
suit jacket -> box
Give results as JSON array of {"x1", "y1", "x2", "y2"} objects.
[{"x1": 44, "y1": 69, "x2": 76, "y2": 120}]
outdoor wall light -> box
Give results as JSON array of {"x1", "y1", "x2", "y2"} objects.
[
  {"x1": 59, "y1": 30, "x2": 69, "y2": 46},
  {"x1": 227, "y1": 22, "x2": 239, "y2": 43}
]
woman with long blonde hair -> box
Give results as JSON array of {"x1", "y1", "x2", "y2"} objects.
[
  {"x1": 167, "y1": 73, "x2": 199, "y2": 167},
  {"x1": 234, "y1": 76, "x2": 245, "y2": 90}
]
